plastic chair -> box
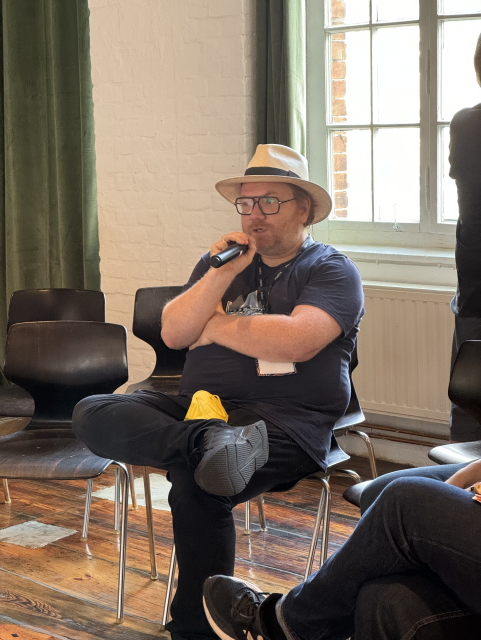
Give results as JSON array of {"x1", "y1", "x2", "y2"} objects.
[
  {"x1": 0, "y1": 320, "x2": 145, "y2": 622},
  {"x1": 0, "y1": 288, "x2": 106, "y2": 504},
  {"x1": 429, "y1": 340, "x2": 481, "y2": 465},
  {"x1": 126, "y1": 286, "x2": 187, "y2": 394}
]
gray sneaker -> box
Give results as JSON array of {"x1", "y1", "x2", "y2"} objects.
[{"x1": 194, "y1": 421, "x2": 268, "y2": 496}]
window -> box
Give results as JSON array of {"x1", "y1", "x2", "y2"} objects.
[{"x1": 307, "y1": 0, "x2": 481, "y2": 249}]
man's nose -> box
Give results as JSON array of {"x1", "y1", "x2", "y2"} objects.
[{"x1": 250, "y1": 200, "x2": 266, "y2": 218}]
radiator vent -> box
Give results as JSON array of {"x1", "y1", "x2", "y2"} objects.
[{"x1": 354, "y1": 284, "x2": 455, "y2": 423}]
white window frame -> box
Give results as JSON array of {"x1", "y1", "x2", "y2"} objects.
[{"x1": 306, "y1": 0, "x2": 481, "y2": 255}]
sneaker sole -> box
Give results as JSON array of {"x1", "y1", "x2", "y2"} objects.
[
  {"x1": 203, "y1": 578, "x2": 262, "y2": 640},
  {"x1": 195, "y1": 421, "x2": 269, "y2": 496}
]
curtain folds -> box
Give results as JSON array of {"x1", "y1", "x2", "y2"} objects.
[
  {"x1": 255, "y1": 0, "x2": 306, "y2": 155},
  {"x1": 0, "y1": 0, "x2": 100, "y2": 367}
]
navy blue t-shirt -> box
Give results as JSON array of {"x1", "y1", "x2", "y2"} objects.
[{"x1": 179, "y1": 239, "x2": 364, "y2": 470}]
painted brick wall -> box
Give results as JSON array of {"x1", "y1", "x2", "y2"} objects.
[{"x1": 89, "y1": 0, "x2": 255, "y2": 385}]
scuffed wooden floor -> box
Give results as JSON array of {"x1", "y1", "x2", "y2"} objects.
[{"x1": 0, "y1": 457, "x2": 406, "y2": 639}]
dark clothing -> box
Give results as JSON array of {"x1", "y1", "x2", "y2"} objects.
[
  {"x1": 448, "y1": 104, "x2": 481, "y2": 440},
  {"x1": 449, "y1": 103, "x2": 481, "y2": 318},
  {"x1": 72, "y1": 392, "x2": 319, "y2": 640},
  {"x1": 450, "y1": 316, "x2": 481, "y2": 441},
  {"x1": 278, "y1": 477, "x2": 481, "y2": 640},
  {"x1": 180, "y1": 239, "x2": 364, "y2": 469}
]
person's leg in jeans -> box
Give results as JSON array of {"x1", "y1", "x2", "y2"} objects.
[
  {"x1": 277, "y1": 477, "x2": 481, "y2": 640},
  {"x1": 359, "y1": 463, "x2": 466, "y2": 513},
  {"x1": 450, "y1": 315, "x2": 481, "y2": 442},
  {"x1": 355, "y1": 573, "x2": 481, "y2": 640},
  {"x1": 203, "y1": 477, "x2": 481, "y2": 640},
  {"x1": 166, "y1": 423, "x2": 320, "y2": 640}
]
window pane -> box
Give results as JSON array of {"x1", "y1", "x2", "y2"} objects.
[
  {"x1": 330, "y1": 129, "x2": 372, "y2": 221},
  {"x1": 438, "y1": 0, "x2": 481, "y2": 15},
  {"x1": 330, "y1": 30, "x2": 371, "y2": 124},
  {"x1": 439, "y1": 19, "x2": 481, "y2": 122},
  {"x1": 439, "y1": 125, "x2": 459, "y2": 222},
  {"x1": 374, "y1": 0, "x2": 419, "y2": 22},
  {"x1": 373, "y1": 128, "x2": 420, "y2": 223},
  {"x1": 326, "y1": 0, "x2": 369, "y2": 27},
  {"x1": 373, "y1": 26, "x2": 420, "y2": 124}
]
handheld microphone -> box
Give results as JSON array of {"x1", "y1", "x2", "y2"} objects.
[{"x1": 210, "y1": 243, "x2": 248, "y2": 268}]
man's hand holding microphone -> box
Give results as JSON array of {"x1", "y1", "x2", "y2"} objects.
[{"x1": 208, "y1": 232, "x2": 256, "y2": 276}]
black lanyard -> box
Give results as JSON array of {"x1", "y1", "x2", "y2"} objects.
[{"x1": 256, "y1": 235, "x2": 314, "y2": 313}]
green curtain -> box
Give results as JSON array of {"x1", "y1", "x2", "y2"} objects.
[
  {"x1": 0, "y1": 0, "x2": 100, "y2": 371},
  {"x1": 256, "y1": 0, "x2": 306, "y2": 155}
]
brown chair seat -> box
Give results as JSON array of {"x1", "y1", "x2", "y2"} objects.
[{"x1": 0, "y1": 429, "x2": 111, "y2": 480}]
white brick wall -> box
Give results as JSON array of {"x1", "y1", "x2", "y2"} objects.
[{"x1": 89, "y1": 0, "x2": 255, "y2": 386}]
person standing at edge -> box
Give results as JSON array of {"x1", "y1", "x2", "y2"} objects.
[
  {"x1": 449, "y1": 33, "x2": 481, "y2": 442},
  {"x1": 72, "y1": 144, "x2": 364, "y2": 640}
]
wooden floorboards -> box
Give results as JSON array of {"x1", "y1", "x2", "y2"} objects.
[{"x1": 0, "y1": 457, "x2": 406, "y2": 639}]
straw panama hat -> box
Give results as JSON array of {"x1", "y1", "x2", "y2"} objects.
[{"x1": 215, "y1": 144, "x2": 332, "y2": 224}]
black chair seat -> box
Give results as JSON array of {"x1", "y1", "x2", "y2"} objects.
[
  {"x1": 0, "y1": 428, "x2": 112, "y2": 480},
  {"x1": 343, "y1": 480, "x2": 373, "y2": 507},
  {"x1": 429, "y1": 441, "x2": 481, "y2": 465},
  {"x1": 0, "y1": 384, "x2": 35, "y2": 417}
]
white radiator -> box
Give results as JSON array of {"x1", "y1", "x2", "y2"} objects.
[{"x1": 354, "y1": 283, "x2": 455, "y2": 425}]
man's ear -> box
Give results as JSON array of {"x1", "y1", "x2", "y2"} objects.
[{"x1": 299, "y1": 197, "x2": 311, "y2": 224}]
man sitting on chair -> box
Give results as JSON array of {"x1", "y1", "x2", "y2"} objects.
[{"x1": 72, "y1": 144, "x2": 364, "y2": 640}]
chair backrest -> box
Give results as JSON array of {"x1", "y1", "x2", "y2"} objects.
[
  {"x1": 7, "y1": 289, "x2": 105, "y2": 329},
  {"x1": 448, "y1": 340, "x2": 481, "y2": 426},
  {"x1": 132, "y1": 286, "x2": 188, "y2": 377},
  {"x1": 4, "y1": 321, "x2": 128, "y2": 429},
  {"x1": 333, "y1": 342, "x2": 365, "y2": 432}
]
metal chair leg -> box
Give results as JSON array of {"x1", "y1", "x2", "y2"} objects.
[
  {"x1": 81, "y1": 478, "x2": 93, "y2": 541},
  {"x1": 2, "y1": 479, "x2": 11, "y2": 504},
  {"x1": 257, "y1": 494, "x2": 267, "y2": 532},
  {"x1": 348, "y1": 429, "x2": 378, "y2": 478},
  {"x1": 319, "y1": 480, "x2": 332, "y2": 566},
  {"x1": 160, "y1": 543, "x2": 177, "y2": 629},
  {"x1": 244, "y1": 501, "x2": 251, "y2": 535},
  {"x1": 304, "y1": 477, "x2": 329, "y2": 581},
  {"x1": 128, "y1": 464, "x2": 138, "y2": 509},
  {"x1": 142, "y1": 467, "x2": 158, "y2": 580},
  {"x1": 114, "y1": 467, "x2": 120, "y2": 534},
  {"x1": 113, "y1": 462, "x2": 129, "y2": 624}
]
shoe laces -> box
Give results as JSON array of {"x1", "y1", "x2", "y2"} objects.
[{"x1": 233, "y1": 588, "x2": 270, "y2": 629}]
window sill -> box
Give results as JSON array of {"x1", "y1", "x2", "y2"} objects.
[{"x1": 336, "y1": 244, "x2": 456, "y2": 289}]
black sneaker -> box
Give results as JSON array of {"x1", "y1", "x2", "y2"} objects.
[
  {"x1": 203, "y1": 575, "x2": 273, "y2": 640},
  {"x1": 194, "y1": 421, "x2": 268, "y2": 496}
]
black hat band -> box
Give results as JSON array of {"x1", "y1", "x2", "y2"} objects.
[{"x1": 244, "y1": 167, "x2": 301, "y2": 179}]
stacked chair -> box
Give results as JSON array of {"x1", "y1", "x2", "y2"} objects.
[
  {"x1": 0, "y1": 289, "x2": 105, "y2": 504},
  {"x1": 0, "y1": 320, "x2": 132, "y2": 622},
  {"x1": 0, "y1": 289, "x2": 161, "y2": 620},
  {"x1": 0, "y1": 289, "x2": 139, "y2": 516}
]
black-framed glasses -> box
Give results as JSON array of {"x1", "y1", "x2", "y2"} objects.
[{"x1": 234, "y1": 196, "x2": 296, "y2": 215}]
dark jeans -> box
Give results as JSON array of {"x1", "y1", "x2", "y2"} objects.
[
  {"x1": 450, "y1": 315, "x2": 481, "y2": 441},
  {"x1": 72, "y1": 390, "x2": 320, "y2": 640},
  {"x1": 279, "y1": 469, "x2": 481, "y2": 640}
]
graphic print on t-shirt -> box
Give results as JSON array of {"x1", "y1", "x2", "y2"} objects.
[{"x1": 226, "y1": 291, "x2": 264, "y2": 316}]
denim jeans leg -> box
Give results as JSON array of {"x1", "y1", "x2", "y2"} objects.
[
  {"x1": 278, "y1": 477, "x2": 481, "y2": 640},
  {"x1": 359, "y1": 463, "x2": 466, "y2": 513},
  {"x1": 355, "y1": 573, "x2": 481, "y2": 640}
]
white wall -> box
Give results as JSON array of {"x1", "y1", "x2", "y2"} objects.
[{"x1": 89, "y1": 0, "x2": 255, "y2": 385}]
